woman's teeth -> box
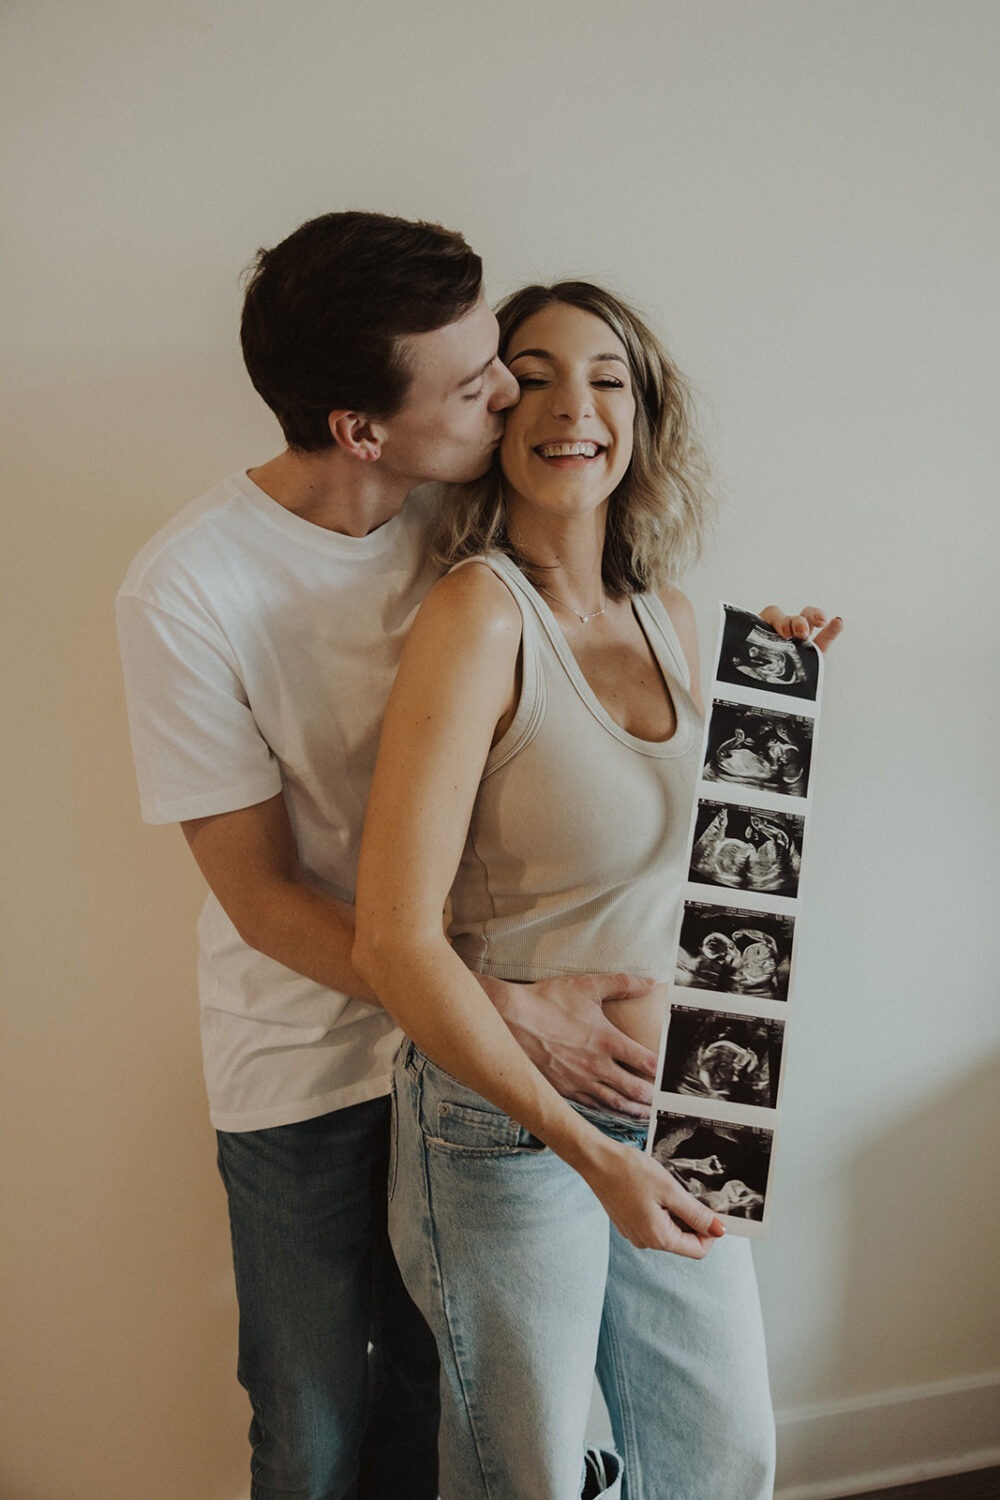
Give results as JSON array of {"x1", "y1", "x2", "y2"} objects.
[{"x1": 536, "y1": 442, "x2": 601, "y2": 458}]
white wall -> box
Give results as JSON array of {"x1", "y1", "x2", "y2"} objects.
[{"x1": 3, "y1": 3, "x2": 998, "y2": 1497}]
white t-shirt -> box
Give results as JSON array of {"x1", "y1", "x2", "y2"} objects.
[{"x1": 116, "y1": 471, "x2": 441, "y2": 1130}]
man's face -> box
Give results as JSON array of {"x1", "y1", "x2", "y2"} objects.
[{"x1": 377, "y1": 293, "x2": 520, "y2": 487}]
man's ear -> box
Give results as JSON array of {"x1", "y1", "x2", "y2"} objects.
[{"x1": 327, "y1": 411, "x2": 388, "y2": 462}]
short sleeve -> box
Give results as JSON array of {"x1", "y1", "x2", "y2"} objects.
[{"x1": 115, "y1": 592, "x2": 282, "y2": 824}]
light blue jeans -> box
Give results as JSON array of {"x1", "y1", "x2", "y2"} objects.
[{"x1": 389, "y1": 1043, "x2": 775, "y2": 1500}]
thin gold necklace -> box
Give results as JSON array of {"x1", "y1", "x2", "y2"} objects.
[{"x1": 536, "y1": 582, "x2": 608, "y2": 624}]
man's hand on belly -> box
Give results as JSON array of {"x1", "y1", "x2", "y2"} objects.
[{"x1": 477, "y1": 972, "x2": 659, "y2": 1118}]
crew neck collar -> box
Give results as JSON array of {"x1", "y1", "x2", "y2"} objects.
[{"x1": 233, "y1": 470, "x2": 409, "y2": 557}]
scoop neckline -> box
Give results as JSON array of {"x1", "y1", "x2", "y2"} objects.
[{"x1": 496, "y1": 556, "x2": 695, "y2": 759}]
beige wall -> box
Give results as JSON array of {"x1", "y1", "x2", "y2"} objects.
[{"x1": 3, "y1": 3, "x2": 998, "y2": 1497}]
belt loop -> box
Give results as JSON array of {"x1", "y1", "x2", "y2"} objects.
[{"x1": 403, "y1": 1039, "x2": 422, "y2": 1079}]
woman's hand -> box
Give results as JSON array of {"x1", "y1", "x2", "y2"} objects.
[
  {"x1": 580, "y1": 1136, "x2": 725, "y2": 1257},
  {"x1": 759, "y1": 604, "x2": 842, "y2": 652}
]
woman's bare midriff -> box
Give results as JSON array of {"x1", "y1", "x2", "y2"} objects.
[{"x1": 601, "y1": 981, "x2": 671, "y2": 1055}]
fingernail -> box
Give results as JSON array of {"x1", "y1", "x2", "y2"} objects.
[{"x1": 711, "y1": 1218, "x2": 726, "y2": 1236}]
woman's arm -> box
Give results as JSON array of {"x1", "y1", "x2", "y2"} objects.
[{"x1": 354, "y1": 564, "x2": 722, "y2": 1256}]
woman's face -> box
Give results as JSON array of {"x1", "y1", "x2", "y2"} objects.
[{"x1": 499, "y1": 302, "x2": 636, "y2": 526}]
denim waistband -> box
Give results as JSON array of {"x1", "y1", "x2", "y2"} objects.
[
  {"x1": 573, "y1": 1098, "x2": 651, "y2": 1138},
  {"x1": 401, "y1": 1042, "x2": 648, "y2": 1144}
]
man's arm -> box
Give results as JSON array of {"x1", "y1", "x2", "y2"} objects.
[
  {"x1": 181, "y1": 792, "x2": 659, "y2": 1117},
  {"x1": 181, "y1": 793, "x2": 375, "y2": 1000},
  {"x1": 481, "y1": 973, "x2": 658, "y2": 1118}
]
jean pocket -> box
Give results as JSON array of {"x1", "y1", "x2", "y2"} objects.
[{"x1": 428, "y1": 1099, "x2": 547, "y2": 1157}]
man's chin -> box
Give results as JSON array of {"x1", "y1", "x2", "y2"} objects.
[{"x1": 449, "y1": 456, "x2": 498, "y2": 486}]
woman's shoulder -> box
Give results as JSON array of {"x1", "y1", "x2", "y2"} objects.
[
  {"x1": 418, "y1": 553, "x2": 523, "y2": 642},
  {"x1": 654, "y1": 582, "x2": 697, "y2": 636}
]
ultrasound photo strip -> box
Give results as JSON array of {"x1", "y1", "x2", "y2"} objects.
[
  {"x1": 703, "y1": 700, "x2": 814, "y2": 799},
  {"x1": 659, "y1": 1005, "x2": 784, "y2": 1110},
  {"x1": 689, "y1": 800, "x2": 804, "y2": 898},
  {"x1": 651, "y1": 1111, "x2": 775, "y2": 1225},
  {"x1": 676, "y1": 900, "x2": 795, "y2": 1003},
  {"x1": 716, "y1": 604, "x2": 821, "y2": 702},
  {"x1": 647, "y1": 602, "x2": 826, "y2": 1236}
]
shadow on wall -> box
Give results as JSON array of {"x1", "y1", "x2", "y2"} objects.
[
  {"x1": 838, "y1": 1052, "x2": 1000, "y2": 1393},
  {"x1": 777, "y1": 1053, "x2": 1000, "y2": 1495}
]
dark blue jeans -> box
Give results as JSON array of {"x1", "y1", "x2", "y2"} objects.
[{"x1": 216, "y1": 1094, "x2": 440, "y2": 1500}]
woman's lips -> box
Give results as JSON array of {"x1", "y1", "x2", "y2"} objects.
[
  {"x1": 533, "y1": 440, "x2": 606, "y2": 466},
  {"x1": 535, "y1": 441, "x2": 602, "y2": 458}
]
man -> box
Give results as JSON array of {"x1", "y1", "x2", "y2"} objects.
[{"x1": 116, "y1": 211, "x2": 664, "y2": 1500}]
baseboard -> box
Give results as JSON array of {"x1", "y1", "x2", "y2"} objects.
[
  {"x1": 233, "y1": 1371, "x2": 999, "y2": 1500},
  {"x1": 774, "y1": 1369, "x2": 1000, "y2": 1499}
]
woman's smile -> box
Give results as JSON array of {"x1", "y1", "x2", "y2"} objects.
[
  {"x1": 499, "y1": 302, "x2": 635, "y2": 519},
  {"x1": 532, "y1": 439, "x2": 607, "y2": 467}
]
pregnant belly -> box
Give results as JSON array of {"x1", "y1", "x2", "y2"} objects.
[{"x1": 602, "y1": 981, "x2": 671, "y2": 1055}]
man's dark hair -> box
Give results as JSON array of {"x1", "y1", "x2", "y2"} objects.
[{"x1": 240, "y1": 211, "x2": 483, "y2": 451}]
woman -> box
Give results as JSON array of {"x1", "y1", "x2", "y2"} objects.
[{"x1": 354, "y1": 282, "x2": 837, "y2": 1499}]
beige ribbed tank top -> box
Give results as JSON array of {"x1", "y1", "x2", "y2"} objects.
[{"x1": 447, "y1": 552, "x2": 703, "y2": 984}]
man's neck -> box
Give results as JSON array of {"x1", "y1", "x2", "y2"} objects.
[{"x1": 248, "y1": 448, "x2": 410, "y2": 538}]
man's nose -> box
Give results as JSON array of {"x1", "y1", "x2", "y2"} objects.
[{"x1": 490, "y1": 365, "x2": 521, "y2": 411}]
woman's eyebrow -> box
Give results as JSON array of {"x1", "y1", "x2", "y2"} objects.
[{"x1": 507, "y1": 347, "x2": 628, "y2": 366}]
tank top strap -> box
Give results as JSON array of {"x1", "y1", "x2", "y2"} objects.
[
  {"x1": 446, "y1": 554, "x2": 547, "y2": 776},
  {"x1": 634, "y1": 591, "x2": 693, "y2": 692}
]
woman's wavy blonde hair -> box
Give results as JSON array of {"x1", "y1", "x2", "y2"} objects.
[{"x1": 432, "y1": 280, "x2": 712, "y2": 595}]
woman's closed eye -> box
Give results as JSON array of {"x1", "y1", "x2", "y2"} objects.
[{"x1": 514, "y1": 373, "x2": 627, "y2": 391}]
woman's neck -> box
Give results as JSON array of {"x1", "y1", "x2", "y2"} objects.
[{"x1": 507, "y1": 503, "x2": 608, "y2": 601}]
